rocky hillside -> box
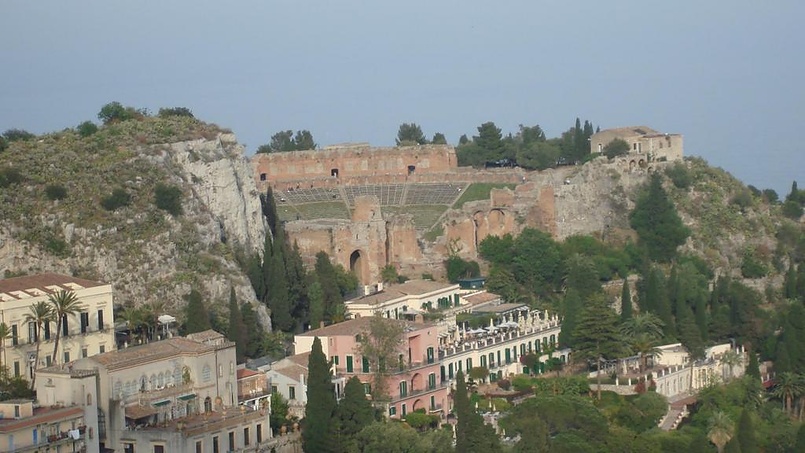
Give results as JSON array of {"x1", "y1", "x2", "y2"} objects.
[
  {"x1": 545, "y1": 155, "x2": 798, "y2": 295},
  {"x1": 0, "y1": 116, "x2": 268, "y2": 323}
]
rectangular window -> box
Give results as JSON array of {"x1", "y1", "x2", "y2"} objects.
[
  {"x1": 243, "y1": 427, "x2": 250, "y2": 446},
  {"x1": 82, "y1": 348, "x2": 88, "y2": 358},
  {"x1": 11, "y1": 325, "x2": 18, "y2": 346},
  {"x1": 62, "y1": 316, "x2": 69, "y2": 337},
  {"x1": 13, "y1": 362, "x2": 19, "y2": 377},
  {"x1": 389, "y1": 406, "x2": 397, "y2": 416},
  {"x1": 99, "y1": 345, "x2": 105, "y2": 354},
  {"x1": 14, "y1": 405, "x2": 20, "y2": 417},
  {"x1": 228, "y1": 431, "x2": 235, "y2": 451},
  {"x1": 43, "y1": 323, "x2": 50, "y2": 341},
  {"x1": 153, "y1": 446, "x2": 165, "y2": 453},
  {"x1": 346, "y1": 356, "x2": 354, "y2": 373},
  {"x1": 362, "y1": 357, "x2": 370, "y2": 373},
  {"x1": 212, "y1": 436, "x2": 219, "y2": 453},
  {"x1": 98, "y1": 309, "x2": 104, "y2": 330},
  {"x1": 80, "y1": 312, "x2": 89, "y2": 334},
  {"x1": 28, "y1": 322, "x2": 36, "y2": 344},
  {"x1": 333, "y1": 355, "x2": 339, "y2": 366},
  {"x1": 256, "y1": 424, "x2": 263, "y2": 443},
  {"x1": 46, "y1": 355, "x2": 52, "y2": 367},
  {"x1": 195, "y1": 441, "x2": 202, "y2": 453},
  {"x1": 428, "y1": 373, "x2": 436, "y2": 390},
  {"x1": 401, "y1": 403, "x2": 407, "y2": 416},
  {"x1": 289, "y1": 386, "x2": 296, "y2": 400},
  {"x1": 430, "y1": 395, "x2": 436, "y2": 410},
  {"x1": 271, "y1": 385, "x2": 278, "y2": 394},
  {"x1": 399, "y1": 381, "x2": 407, "y2": 397},
  {"x1": 63, "y1": 351, "x2": 70, "y2": 363},
  {"x1": 123, "y1": 443, "x2": 135, "y2": 453},
  {"x1": 466, "y1": 358, "x2": 472, "y2": 370},
  {"x1": 363, "y1": 383, "x2": 371, "y2": 395}
]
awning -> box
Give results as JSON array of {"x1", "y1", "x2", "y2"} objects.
[
  {"x1": 125, "y1": 405, "x2": 158, "y2": 419},
  {"x1": 152, "y1": 399, "x2": 171, "y2": 407},
  {"x1": 177, "y1": 393, "x2": 196, "y2": 401}
]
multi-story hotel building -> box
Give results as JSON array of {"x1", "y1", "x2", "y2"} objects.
[
  {"x1": 294, "y1": 317, "x2": 449, "y2": 419},
  {"x1": 0, "y1": 273, "x2": 116, "y2": 382},
  {"x1": 36, "y1": 330, "x2": 271, "y2": 453}
]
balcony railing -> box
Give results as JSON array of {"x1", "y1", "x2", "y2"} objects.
[
  {"x1": 440, "y1": 324, "x2": 560, "y2": 358},
  {"x1": 123, "y1": 382, "x2": 194, "y2": 405},
  {"x1": 12, "y1": 426, "x2": 88, "y2": 453}
]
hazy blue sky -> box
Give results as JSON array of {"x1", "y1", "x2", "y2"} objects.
[{"x1": 2, "y1": 0, "x2": 802, "y2": 195}]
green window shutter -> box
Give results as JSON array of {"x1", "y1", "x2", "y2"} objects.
[{"x1": 346, "y1": 356, "x2": 354, "y2": 373}]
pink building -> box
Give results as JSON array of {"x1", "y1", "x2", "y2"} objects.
[{"x1": 295, "y1": 317, "x2": 448, "y2": 419}]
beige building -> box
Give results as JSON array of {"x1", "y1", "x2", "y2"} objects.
[
  {"x1": 345, "y1": 280, "x2": 461, "y2": 320},
  {"x1": 0, "y1": 399, "x2": 88, "y2": 453},
  {"x1": 590, "y1": 126, "x2": 683, "y2": 166},
  {"x1": 0, "y1": 273, "x2": 116, "y2": 382},
  {"x1": 36, "y1": 330, "x2": 271, "y2": 453}
]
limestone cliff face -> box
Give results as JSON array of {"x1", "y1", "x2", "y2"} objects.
[{"x1": 0, "y1": 124, "x2": 269, "y2": 328}]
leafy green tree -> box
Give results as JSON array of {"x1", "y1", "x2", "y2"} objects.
[
  {"x1": 97, "y1": 101, "x2": 138, "y2": 124},
  {"x1": 183, "y1": 289, "x2": 211, "y2": 334},
  {"x1": 782, "y1": 200, "x2": 804, "y2": 219},
  {"x1": 396, "y1": 123, "x2": 428, "y2": 145},
  {"x1": 336, "y1": 376, "x2": 375, "y2": 451},
  {"x1": 458, "y1": 134, "x2": 469, "y2": 145},
  {"x1": 356, "y1": 317, "x2": 404, "y2": 401},
  {"x1": 573, "y1": 296, "x2": 623, "y2": 399},
  {"x1": 629, "y1": 173, "x2": 690, "y2": 262},
  {"x1": 603, "y1": 138, "x2": 630, "y2": 159},
  {"x1": 48, "y1": 290, "x2": 84, "y2": 365},
  {"x1": 226, "y1": 288, "x2": 247, "y2": 363},
  {"x1": 303, "y1": 337, "x2": 338, "y2": 452},
  {"x1": 431, "y1": 132, "x2": 447, "y2": 145},
  {"x1": 76, "y1": 121, "x2": 98, "y2": 137},
  {"x1": 259, "y1": 129, "x2": 317, "y2": 152},
  {"x1": 381, "y1": 264, "x2": 400, "y2": 283},
  {"x1": 269, "y1": 392, "x2": 289, "y2": 435},
  {"x1": 292, "y1": 130, "x2": 317, "y2": 150},
  {"x1": 784, "y1": 262, "x2": 798, "y2": 300},
  {"x1": 762, "y1": 188, "x2": 779, "y2": 203},
  {"x1": 665, "y1": 162, "x2": 692, "y2": 189},
  {"x1": 154, "y1": 183, "x2": 183, "y2": 216},
  {"x1": 620, "y1": 279, "x2": 633, "y2": 322},
  {"x1": 445, "y1": 256, "x2": 480, "y2": 283}
]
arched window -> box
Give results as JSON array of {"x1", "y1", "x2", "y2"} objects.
[
  {"x1": 87, "y1": 393, "x2": 92, "y2": 405},
  {"x1": 204, "y1": 397, "x2": 212, "y2": 413}
]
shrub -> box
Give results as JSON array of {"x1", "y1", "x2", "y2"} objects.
[
  {"x1": 45, "y1": 238, "x2": 69, "y2": 257},
  {"x1": 101, "y1": 188, "x2": 132, "y2": 211},
  {"x1": 76, "y1": 121, "x2": 98, "y2": 137},
  {"x1": 497, "y1": 379, "x2": 511, "y2": 391},
  {"x1": 0, "y1": 136, "x2": 7, "y2": 152},
  {"x1": 2, "y1": 129, "x2": 35, "y2": 142},
  {"x1": 730, "y1": 189, "x2": 753, "y2": 211},
  {"x1": 0, "y1": 167, "x2": 23, "y2": 188},
  {"x1": 665, "y1": 162, "x2": 692, "y2": 189},
  {"x1": 782, "y1": 200, "x2": 804, "y2": 220},
  {"x1": 741, "y1": 249, "x2": 768, "y2": 279},
  {"x1": 45, "y1": 184, "x2": 67, "y2": 200},
  {"x1": 154, "y1": 183, "x2": 183, "y2": 216},
  {"x1": 603, "y1": 139, "x2": 630, "y2": 159},
  {"x1": 158, "y1": 107, "x2": 194, "y2": 118}
]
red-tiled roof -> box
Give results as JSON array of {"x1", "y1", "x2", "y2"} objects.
[
  {"x1": 237, "y1": 368, "x2": 260, "y2": 379},
  {"x1": 0, "y1": 406, "x2": 83, "y2": 432}
]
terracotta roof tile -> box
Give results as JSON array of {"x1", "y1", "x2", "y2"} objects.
[
  {"x1": 0, "y1": 273, "x2": 107, "y2": 301},
  {"x1": 0, "y1": 406, "x2": 83, "y2": 432},
  {"x1": 88, "y1": 337, "x2": 219, "y2": 370}
]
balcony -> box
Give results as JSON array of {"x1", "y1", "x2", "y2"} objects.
[
  {"x1": 123, "y1": 382, "x2": 195, "y2": 405},
  {"x1": 439, "y1": 323, "x2": 561, "y2": 358},
  {"x1": 11, "y1": 426, "x2": 88, "y2": 453}
]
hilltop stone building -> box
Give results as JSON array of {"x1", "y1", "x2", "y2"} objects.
[{"x1": 590, "y1": 126, "x2": 684, "y2": 169}]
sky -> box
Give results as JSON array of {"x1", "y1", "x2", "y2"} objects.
[{"x1": 1, "y1": 0, "x2": 803, "y2": 196}]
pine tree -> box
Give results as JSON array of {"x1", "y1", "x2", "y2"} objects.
[
  {"x1": 736, "y1": 409, "x2": 757, "y2": 453},
  {"x1": 183, "y1": 289, "x2": 211, "y2": 334},
  {"x1": 336, "y1": 376, "x2": 375, "y2": 452},
  {"x1": 227, "y1": 287, "x2": 247, "y2": 363},
  {"x1": 303, "y1": 338, "x2": 338, "y2": 453},
  {"x1": 620, "y1": 279, "x2": 633, "y2": 322},
  {"x1": 573, "y1": 295, "x2": 624, "y2": 399}
]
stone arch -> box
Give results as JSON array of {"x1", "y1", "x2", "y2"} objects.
[
  {"x1": 412, "y1": 399, "x2": 423, "y2": 412},
  {"x1": 349, "y1": 250, "x2": 367, "y2": 284},
  {"x1": 629, "y1": 160, "x2": 637, "y2": 171},
  {"x1": 638, "y1": 159, "x2": 646, "y2": 168}
]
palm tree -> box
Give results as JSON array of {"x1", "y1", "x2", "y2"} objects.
[
  {"x1": 707, "y1": 411, "x2": 734, "y2": 453},
  {"x1": 24, "y1": 301, "x2": 54, "y2": 389},
  {"x1": 116, "y1": 306, "x2": 143, "y2": 346},
  {"x1": 719, "y1": 350, "x2": 743, "y2": 383},
  {"x1": 49, "y1": 290, "x2": 84, "y2": 365},
  {"x1": 0, "y1": 323, "x2": 11, "y2": 375},
  {"x1": 620, "y1": 312, "x2": 665, "y2": 340},
  {"x1": 630, "y1": 333, "x2": 663, "y2": 372},
  {"x1": 773, "y1": 372, "x2": 805, "y2": 416}
]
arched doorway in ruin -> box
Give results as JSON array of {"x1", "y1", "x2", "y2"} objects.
[
  {"x1": 349, "y1": 250, "x2": 367, "y2": 284},
  {"x1": 488, "y1": 208, "x2": 507, "y2": 234}
]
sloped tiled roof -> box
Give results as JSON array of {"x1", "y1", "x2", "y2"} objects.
[
  {"x1": 0, "y1": 273, "x2": 107, "y2": 302},
  {"x1": 88, "y1": 337, "x2": 218, "y2": 370}
]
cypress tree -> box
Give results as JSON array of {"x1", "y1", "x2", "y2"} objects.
[
  {"x1": 336, "y1": 376, "x2": 375, "y2": 451},
  {"x1": 454, "y1": 370, "x2": 501, "y2": 452},
  {"x1": 649, "y1": 268, "x2": 675, "y2": 339},
  {"x1": 240, "y1": 303, "x2": 265, "y2": 358},
  {"x1": 559, "y1": 289, "x2": 582, "y2": 348},
  {"x1": 745, "y1": 350, "x2": 760, "y2": 381},
  {"x1": 226, "y1": 287, "x2": 247, "y2": 363},
  {"x1": 796, "y1": 264, "x2": 805, "y2": 302},
  {"x1": 183, "y1": 289, "x2": 211, "y2": 334},
  {"x1": 303, "y1": 338, "x2": 337, "y2": 453},
  {"x1": 267, "y1": 250, "x2": 293, "y2": 332},
  {"x1": 315, "y1": 252, "x2": 343, "y2": 322},
  {"x1": 620, "y1": 279, "x2": 633, "y2": 322},
  {"x1": 784, "y1": 262, "x2": 798, "y2": 300},
  {"x1": 308, "y1": 279, "x2": 325, "y2": 331},
  {"x1": 286, "y1": 241, "x2": 309, "y2": 327},
  {"x1": 736, "y1": 409, "x2": 757, "y2": 453}
]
